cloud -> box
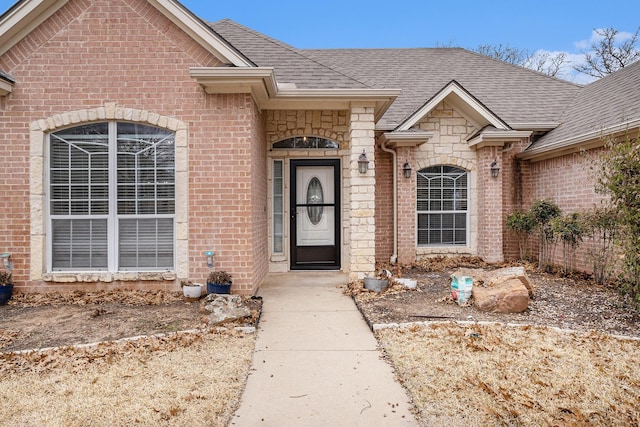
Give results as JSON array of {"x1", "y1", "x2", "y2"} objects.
[{"x1": 574, "y1": 28, "x2": 636, "y2": 51}]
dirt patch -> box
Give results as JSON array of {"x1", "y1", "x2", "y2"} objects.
[
  {"x1": 0, "y1": 290, "x2": 262, "y2": 353},
  {"x1": 351, "y1": 260, "x2": 640, "y2": 338}
]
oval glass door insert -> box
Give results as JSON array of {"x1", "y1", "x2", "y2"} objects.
[{"x1": 306, "y1": 177, "x2": 324, "y2": 225}]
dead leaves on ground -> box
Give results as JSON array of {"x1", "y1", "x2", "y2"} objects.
[
  {"x1": 377, "y1": 322, "x2": 640, "y2": 426},
  {"x1": 0, "y1": 328, "x2": 243, "y2": 376},
  {"x1": 8, "y1": 289, "x2": 184, "y2": 308}
]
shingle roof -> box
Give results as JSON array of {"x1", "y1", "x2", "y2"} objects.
[
  {"x1": 303, "y1": 48, "x2": 582, "y2": 129},
  {"x1": 528, "y1": 60, "x2": 640, "y2": 152},
  {"x1": 209, "y1": 20, "x2": 369, "y2": 90},
  {"x1": 208, "y1": 20, "x2": 582, "y2": 130}
]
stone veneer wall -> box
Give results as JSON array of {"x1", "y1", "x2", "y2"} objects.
[
  {"x1": 412, "y1": 101, "x2": 479, "y2": 257},
  {"x1": 265, "y1": 110, "x2": 349, "y2": 145},
  {"x1": 348, "y1": 104, "x2": 376, "y2": 280},
  {"x1": 265, "y1": 109, "x2": 352, "y2": 273}
]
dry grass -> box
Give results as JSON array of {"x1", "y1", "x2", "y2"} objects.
[
  {"x1": 0, "y1": 329, "x2": 255, "y2": 427},
  {"x1": 377, "y1": 323, "x2": 640, "y2": 426}
]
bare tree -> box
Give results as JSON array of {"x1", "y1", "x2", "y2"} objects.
[
  {"x1": 574, "y1": 27, "x2": 640, "y2": 78},
  {"x1": 525, "y1": 51, "x2": 568, "y2": 78},
  {"x1": 475, "y1": 43, "x2": 531, "y2": 65},
  {"x1": 474, "y1": 44, "x2": 568, "y2": 77}
]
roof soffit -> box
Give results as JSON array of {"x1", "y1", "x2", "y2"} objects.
[
  {"x1": 396, "y1": 80, "x2": 510, "y2": 132},
  {"x1": 0, "y1": 77, "x2": 13, "y2": 95},
  {"x1": 0, "y1": 0, "x2": 252, "y2": 66}
]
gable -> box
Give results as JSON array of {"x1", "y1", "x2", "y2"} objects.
[
  {"x1": 397, "y1": 80, "x2": 509, "y2": 132},
  {"x1": 0, "y1": 0, "x2": 250, "y2": 66}
]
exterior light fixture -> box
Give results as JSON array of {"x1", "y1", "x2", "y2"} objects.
[
  {"x1": 402, "y1": 160, "x2": 412, "y2": 178},
  {"x1": 204, "y1": 251, "x2": 214, "y2": 268},
  {"x1": 490, "y1": 159, "x2": 500, "y2": 178},
  {"x1": 358, "y1": 150, "x2": 369, "y2": 174},
  {"x1": 0, "y1": 253, "x2": 13, "y2": 271}
]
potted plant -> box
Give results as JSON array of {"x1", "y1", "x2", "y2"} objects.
[
  {"x1": 207, "y1": 271, "x2": 232, "y2": 294},
  {"x1": 180, "y1": 280, "x2": 203, "y2": 300},
  {"x1": 0, "y1": 271, "x2": 14, "y2": 305}
]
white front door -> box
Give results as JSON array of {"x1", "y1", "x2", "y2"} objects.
[{"x1": 290, "y1": 159, "x2": 340, "y2": 269}]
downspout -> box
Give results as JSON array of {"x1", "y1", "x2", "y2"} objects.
[{"x1": 380, "y1": 141, "x2": 398, "y2": 264}]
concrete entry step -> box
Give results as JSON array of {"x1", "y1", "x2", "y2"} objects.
[{"x1": 231, "y1": 272, "x2": 418, "y2": 426}]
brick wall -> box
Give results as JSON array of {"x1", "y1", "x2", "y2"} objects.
[
  {"x1": 521, "y1": 148, "x2": 606, "y2": 272},
  {"x1": 250, "y1": 105, "x2": 268, "y2": 294},
  {"x1": 396, "y1": 146, "x2": 417, "y2": 263},
  {"x1": 374, "y1": 144, "x2": 394, "y2": 262},
  {"x1": 0, "y1": 0, "x2": 265, "y2": 293},
  {"x1": 476, "y1": 147, "x2": 504, "y2": 262}
]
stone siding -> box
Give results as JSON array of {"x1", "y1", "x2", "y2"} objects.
[{"x1": 265, "y1": 110, "x2": 349, "y2": 146}]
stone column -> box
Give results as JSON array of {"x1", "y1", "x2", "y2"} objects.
[{"x1": 349, "y1": 103, "x2": 376, "y2": 280}]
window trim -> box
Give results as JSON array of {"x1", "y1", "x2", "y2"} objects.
[
  {"x1": 416, "y1": 165, "x2": 469, "y2": 247},
  {"x1": 30, "y1": 104, "x2": 189, "y2": 282}
]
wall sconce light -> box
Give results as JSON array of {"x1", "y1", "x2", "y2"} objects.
[
  {"x1": 358, "y1": 150, "x2": 369, "y2": 174},
  {"x1": 490, "y1": 159, "x2": 500, "y2": 178},
  {"x1": 204, "y1": 251, "x2": 214, "y2": 268},
  {"x1": 0, "y1": 253, "x2": 14, "y2": 271},
  {"x1": 402, "y1": 160, "x2": 412, "y2": 179}
]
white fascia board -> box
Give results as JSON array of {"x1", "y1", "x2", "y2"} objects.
[
  {"x1": 148, "y1": 0, "x2": 252, "y2": 67},
  {"x1": 0, "y1": 0, "x2": 69, "y2": 56},
  {"x1": 381, "y1": 131, "x2": 434, "y2": 147},
  {"x1": 468, "y1": 130, "x2": 532, "y2": 149},
  {"x1": 0, "y1": 77, "x2": 13, "y2": 95},
  {"x1": 190, "y1": 67, "x2": 277, "y2": 106},
  {"x1": 519, "y1": 118, "x2": 640, "y2": 161},
  {"x1": 397, "y1": 81, "x2": 508, "y2": 131}
]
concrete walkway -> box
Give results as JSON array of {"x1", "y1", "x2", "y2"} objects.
[{"x1": 230, "y1": 272, "x2": 418, "y2": 426}]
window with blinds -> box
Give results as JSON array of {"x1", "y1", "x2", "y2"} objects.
[
  {"x1": 49, "y1": 122, "x2": 175, "y2": 271},
  {"x1": 417, "y1": 166, "x2": 468, "y2": 246}
]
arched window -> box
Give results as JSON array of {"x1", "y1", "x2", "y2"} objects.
[
  {"x1": 48, "y1": 122, "x2": 175, "y2": 271},
  {"x1": 417, "y1": 166, "x2": 468, "y2": 245},
  {"x1": 272, "y1": 136, "x2": 339, "y2": 149}
]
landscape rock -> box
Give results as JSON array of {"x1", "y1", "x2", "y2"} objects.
[
  {"x1": 201, "y1": 294, "x2": 251, "y2": 325},
  {"x1": 452, "y1": 267, "x2": 533, "y2": 313},
  {"x1": 473, "y1": 278, "x2": 530, "y2": 313}
]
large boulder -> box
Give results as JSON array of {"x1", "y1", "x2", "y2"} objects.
[
  {"x1": 201, "y1": 294, "x2": 251, "y2": 325},
  {"x1": 472, "y1": 278, "x2": 530, "y2": 313},
  {"x1": 452, "y1": 266, "x2": 533, "y2": 313}
]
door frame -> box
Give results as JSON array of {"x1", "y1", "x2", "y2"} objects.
[{"x1": 290, "y1": 159, "x2": 341, "y2": 270}]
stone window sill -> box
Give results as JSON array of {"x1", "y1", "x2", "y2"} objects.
[{"x1": 42, "y1": 271, "x2": 177, "y2": 283}]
